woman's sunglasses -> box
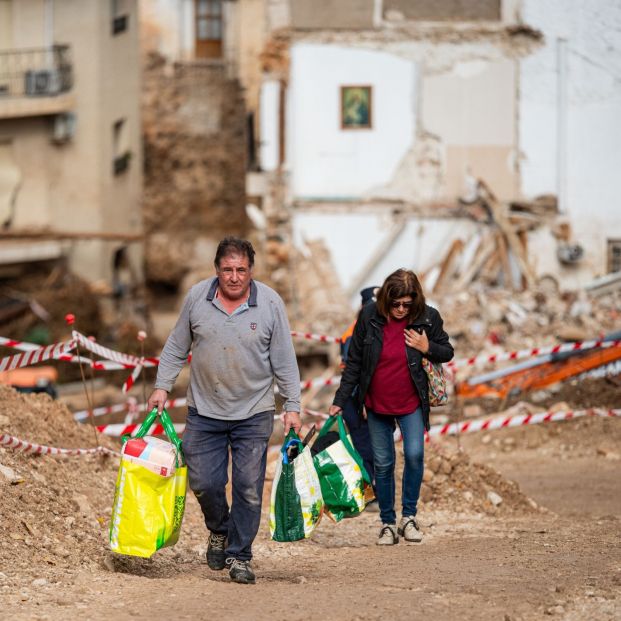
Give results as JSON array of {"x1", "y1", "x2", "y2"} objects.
[{"x1": 390, "y1": 301, "x2": 413, "y2": 309}]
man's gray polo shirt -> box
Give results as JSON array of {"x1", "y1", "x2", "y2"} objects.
[{"x1": 154, "y1": 277, "x2": 301, "y2": 420}]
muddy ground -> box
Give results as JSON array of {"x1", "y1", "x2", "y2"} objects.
[{"x1": 0, "y1": 383, "x2": 619, "y2": 621}]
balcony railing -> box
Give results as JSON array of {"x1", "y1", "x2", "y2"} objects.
[{"x1": 0, "y1": 45, "x2": 73, "y2": 99}]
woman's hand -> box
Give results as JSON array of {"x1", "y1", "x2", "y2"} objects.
[
  {"x1": 328, "y1": 404, "x2": 342, "y2": 416},
  {"x1": 405, "y1": 328, "x2": 429, "y2": 354}
]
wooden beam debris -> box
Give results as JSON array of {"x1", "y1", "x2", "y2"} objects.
[{"x1": 428, "y1": 179, "x2": 545, "y2": 293}]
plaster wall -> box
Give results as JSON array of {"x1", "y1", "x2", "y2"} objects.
[
  {"x1": 288, "y1": 43, "x2": 416, "y2": 199},
  {"x1": 519, "y1": 0, "x2": 621, "y2": 278},
  {"x1": 292, "y1": 209, "x2": 480, "y2": 306},
  {"x1": 286, "y1": 40, "x2": 521, "y2": 202},
  {"x1": 422, "y1": 58, "x2": 517, "y2": 200}
]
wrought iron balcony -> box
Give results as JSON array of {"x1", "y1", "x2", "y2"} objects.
[{"x1": 0, "y1": 45, "x2": 74, "y2": 118}]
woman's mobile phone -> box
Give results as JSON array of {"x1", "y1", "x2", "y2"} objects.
[{"x1": 406, "y1": 324, "x2": 424, "y2": 335}]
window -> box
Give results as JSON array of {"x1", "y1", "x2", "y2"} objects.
[
  {"x1": 111, "y1": 0, "x2": 129, "y2": 35},
  {"x1": 608, "y1": 239, "x2": 621, "y2": 273},
  {"x1": 112, "y1": 119, "x2": 130, "y2": 175},
  {"x1": 195, "y1": 0, "x2": 223, "y2": 59}
]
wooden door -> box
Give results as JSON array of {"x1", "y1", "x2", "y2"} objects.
[{"x1": 195, "y1": 0, "x2": 223, "y2": 59}]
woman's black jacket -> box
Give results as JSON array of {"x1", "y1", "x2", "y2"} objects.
[{"x1": 333, "y1": 302, "x2": 454, "y2": 431}]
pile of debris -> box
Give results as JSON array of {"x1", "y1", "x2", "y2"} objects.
[
  {"x1": 0, "y1": 387, "x2": 118, "y2": 581},
  {"x1": 417, "y1": 443, "x2": 537, "y2": 515},
  {"x1": 0, "y1": 267, "x2": 102, "y2": 347},
  {"x1": 438, "y1": 285, "x2": 620, "y2": 366},
  {"x1": 427, "y1": 179, "x2": 578, "y2": 293}
]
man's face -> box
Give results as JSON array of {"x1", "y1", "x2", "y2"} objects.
[{"x1": 216, "y1": 252, "x2": 252, "y2": 301}]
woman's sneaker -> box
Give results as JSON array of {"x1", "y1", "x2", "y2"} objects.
[
  {"x1": 377, "y1": 524, "x2": 399, "y2": 545},
  {"x1": 226, "y1": 558, "x2": 256, "y2": 584},
  {"x1": 206, "y1": 532, "x2": 227, "y2": 570},
  {"x1": 398, "y1": 516, "x2": 423, "y2": 542}
]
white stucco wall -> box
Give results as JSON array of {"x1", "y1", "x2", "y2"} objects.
[
  {"x1": 288, "y1": 43, "x2": 416, "y2": 198},
  {"x1": 520, "y1": 0, "x2": 621, "y2": 278},
  {"x1": 293, "y1": 210, "x2": 479, "y2": 307}
]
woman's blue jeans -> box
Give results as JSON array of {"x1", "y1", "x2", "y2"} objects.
[{"x1": 367, "y1": 408, "x2": 425, "y2": 525}]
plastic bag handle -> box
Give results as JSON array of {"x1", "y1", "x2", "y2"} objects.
[
  {"x1": 315, "y1": 414, "x2": 372, "y2": 485},
  {"x1": 280, "y1": 429, "x2": 300, "y2": 464},
  {"x1": 122, "y1": 407, "x2": 185, "y2": 467}
]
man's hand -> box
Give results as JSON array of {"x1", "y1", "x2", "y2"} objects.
[
  {"x1": 328, "y1": 404, "x2": 342, "y2": 417},
  {"x1": 283, "y1": 411, "x2": 302, "y2": 435},
  {"x1": 147, "y1": 388, "x2": 168, "y2": 414}
]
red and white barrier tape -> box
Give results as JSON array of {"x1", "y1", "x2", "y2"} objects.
[
  {"x1": 72, "y1": 330, "x2": 141, "y2": 366},
  {"x1": 300, "y1": 376, "x2": 341, "y2": 391},
  {"x1": 0, "y1": 334, "x2": 156, "y2": 370},
  {"x1": 0, "y1": 433, "x2": 119, "y2": 457},
  {"x1": 0, "y1": 337, "x2": 41, "y2": 352},
  {"x1": 96, "y1": 422, "x2": 186, "y2": 437},
  {"x1": 303, "y1": 406, "x2": 621, "y2": 442},
  {"x1": 73, "y1": 396, "x2": 189, "y2": 421},
  {"x1": 290, "y1": 331, "x2": 341, "y2": 344},
  {"x1": 427, "y1": 407, "x2": 621, "y2": 438},
  {"x1": 0, "y1": 340, "x2": 75, "y2": 372},
  {"x1": 94, "y1": 406, "x2": 620, "y2": 438},
  {"x1": 122, "y1": 360, "x2": 144, "y2": 393},
  {"x1": 3, "y1": 329, "x2": 618, "y2": 377},
  {"x1": 449, "y1": 339, "x2": 621, "y2": 369}
]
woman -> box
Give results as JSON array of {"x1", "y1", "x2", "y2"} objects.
[{"x1": 329, "y1": 269, "x2": 454, "y2": 545}]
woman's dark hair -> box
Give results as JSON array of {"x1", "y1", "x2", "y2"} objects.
[
  {"x1": 375, "y1": 268, "x2": 426, "y2": 322},
  {"x1": 214, "y1": 237, "x2": 255, "y2": 268}
]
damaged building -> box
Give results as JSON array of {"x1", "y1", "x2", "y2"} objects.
[
  {"x1": 250, "y1": 0, "x2": 621, "y2": 309},
  {"x1": 0, "y1": 0, "x2": 143, "y2": 287}
]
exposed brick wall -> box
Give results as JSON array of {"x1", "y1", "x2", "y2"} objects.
[{"x1": 142, "y1": 54, "x2": 249, "y2": 285}]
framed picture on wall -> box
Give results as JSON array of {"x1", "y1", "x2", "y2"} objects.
[{"x1": 341, "y1": 85, "x2": 372, "y2": 130}]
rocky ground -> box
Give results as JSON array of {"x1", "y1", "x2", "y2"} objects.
[{"x1": 0, "y1": 380, "x2": 619, "y2": 620}]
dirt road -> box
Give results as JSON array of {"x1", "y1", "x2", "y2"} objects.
[{"x1": 2, "y1": 411, "x2": 619, "y2": 621}]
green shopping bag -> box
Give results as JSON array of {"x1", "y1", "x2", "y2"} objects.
[
  {"x1": 270, "y1": 430, "x2": 323, "y2": 542},
  {"x1": 312, "y1": 415, "x2": 372, "y2": 522},
  {"x1": 109, "y1": 408, "x2": 188, "y2": 558}
]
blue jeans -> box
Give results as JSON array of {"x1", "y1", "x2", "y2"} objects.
[
  {"x1": 341, "y1": 394, "x2": 375, "y2": 485},
  {"x1": 366, "y1": 408, "x2": 425, "y2": 525},
  {"x1": 182, "y1": 407, "x2": 274, "y2": 561}
]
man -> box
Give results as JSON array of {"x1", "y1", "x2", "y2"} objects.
[{"x1": 148, "y1": 237, "x2": 301, "y2": 585}]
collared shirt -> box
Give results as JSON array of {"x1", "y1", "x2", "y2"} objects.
[{"x1": 154, "y1": 277, "x2": 301, "y2": 420}]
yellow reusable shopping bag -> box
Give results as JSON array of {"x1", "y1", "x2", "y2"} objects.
[{"x1": 109, "y1": 408, "x2": 187, "y2": 558}]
